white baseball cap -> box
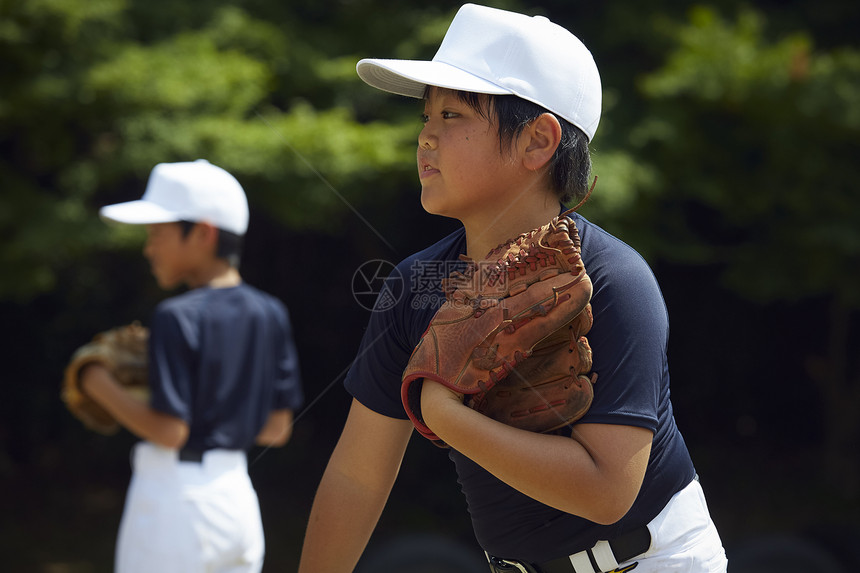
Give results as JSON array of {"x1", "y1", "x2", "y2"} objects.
[
  {"x1": 356, "y1": 3, "x2": 602, "y2": 141},
  {"x1": 100, "y1": 159, "x2": 249, "y2": 236}
]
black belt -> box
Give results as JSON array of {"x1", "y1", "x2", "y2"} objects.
[
  {"x1": 178, "y1": 448, "x2": 205, "y2": 463},
  {"x1": 487, "y1": 526, "x2": 652, "y2": 573}
]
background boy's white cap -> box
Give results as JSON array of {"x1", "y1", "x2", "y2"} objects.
[
  {"x1": 356, "y1": 3, "x2": 602, "y2": 141},
  {"x1": 99, "y1": 159, "x2": 249, "y2": 236}
]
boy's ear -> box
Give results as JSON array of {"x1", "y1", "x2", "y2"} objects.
[
  {"x1": 522, "y1": 113, "x2": 562, "y2": 171},
  {"x1": 191, "y1": 222, "x2": 219, "y2": 251}
]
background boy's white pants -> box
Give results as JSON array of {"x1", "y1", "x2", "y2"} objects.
[{"x1": 115, "y1": 442, "x2": 264, "y2": 573}]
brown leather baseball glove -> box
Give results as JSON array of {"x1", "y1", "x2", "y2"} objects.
[
  {"x1": 62, "y1": 322, "x2": 150, "y2": 435},
  {"x1": 402, "y1": 210, "x2": 596, "y2": 446},
  {"x1": 468, "y1": 304, "x2": 595, "y2": 433}
]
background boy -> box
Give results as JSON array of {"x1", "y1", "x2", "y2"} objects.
[
  {"x1": 80, "y1": 159, "x2": 304, "y2": 573},
  {"x1": 299, "y1": 4, "x2": 726, "y2": 573}
]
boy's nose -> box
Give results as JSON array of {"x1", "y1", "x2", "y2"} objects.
[{"x1": 418, "y1": 126, "x2": 437, "y2": 150}]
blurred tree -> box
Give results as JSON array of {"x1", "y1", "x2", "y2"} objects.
[
  {"x1": 0, "y1": 0, "x2": 467, "y2": 302},
  {"x1": 606, "y1": 6, "x2": 860, "y2": 498}
]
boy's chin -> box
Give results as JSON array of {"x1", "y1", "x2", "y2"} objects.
[
  {"x1": 420, "y1": 190, "x2": 455, "y2": 219},
  {"x1": 152, "y1": 273, "x2": 182, "y2": 290}
]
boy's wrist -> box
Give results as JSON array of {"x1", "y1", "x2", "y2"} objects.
[{"x1": 420, "y1": 380, "x2": 465, "y2": 429}]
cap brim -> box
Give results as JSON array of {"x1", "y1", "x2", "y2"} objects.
[
  {"x1": 99, "y1": 200, "x2": 181, "y2": 226},
  {"x1": 356, "y1": 58, "x2": 511, "y2": 99}
]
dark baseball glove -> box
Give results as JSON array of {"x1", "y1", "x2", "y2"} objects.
[
  {"x1": 62, "y1": 322, "x2": 150, "y2": 435},
  {"x1": 402, "y1": 210, "x2": 596, "y2": 446}
]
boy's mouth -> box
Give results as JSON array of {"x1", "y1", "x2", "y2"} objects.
[
  {"x1": 419, "y1": 164, "x2": 439, "y2": 179},
  {"x1": 418, "y1": 157, "x2": 439, "y2": 178}
]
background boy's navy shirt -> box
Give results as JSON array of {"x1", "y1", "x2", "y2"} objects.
[
  {"x1": 344, "y1": 213, "x2": 695, "y2": 561},
  {"x1": 148, "y1": 283, "x2": 304, "y2": 452}
]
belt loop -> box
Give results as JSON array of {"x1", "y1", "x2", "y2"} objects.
[
  {"x1": 590, "y1": 540, "x2": 619, "y2": 572},
  {"x1": 178, "y1": 448, "x2": 204, "y2": 463},
  {"x1": 568, "y1": 550, "x2": 596, "y2": 573}
]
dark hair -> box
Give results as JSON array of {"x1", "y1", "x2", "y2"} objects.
[
  {"x1": 177, "y1": 220, "x2": 244, "y2": 268},
  {"x1": 449, "y1": 90, "x2": 592, "y2": 205}
]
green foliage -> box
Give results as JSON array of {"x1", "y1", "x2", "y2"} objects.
[
  {"x1": 641, "y1": 7, "x2": 812, "y2": 103},
  {"x1": 1, "y1": 0, "x2": 857, "y2": 308},
  {"x1": 585, "y1": 150, "x2": 658, "y2": 219},
  {"x1": 89, "y1": 36, "x2": 270, "y2": 113},
  {"x1": 613, "y1": 6, "x2": 860, "y2": 306},
  {"x1": 0, "y1": 1, "x2": 422, "y2": 301}
]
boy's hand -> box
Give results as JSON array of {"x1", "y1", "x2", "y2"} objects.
[{"x1": 62, "y1": 322, "x2": 150, "y2": 434}]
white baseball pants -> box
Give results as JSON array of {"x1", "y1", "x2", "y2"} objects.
[
  {"x1": 618, "y1": 477, "x2": 728, "y2": 572},
  {"x1": 115, "y1": 442, "x2": 265, "y2": 573}
]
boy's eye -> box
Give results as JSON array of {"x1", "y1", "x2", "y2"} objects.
[{"x1": 420, "y1": 111, "x2": 460, "y2": 123}]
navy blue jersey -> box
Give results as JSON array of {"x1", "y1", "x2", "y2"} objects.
[
  {"x1": 344, "y1": 213, "x2": 695, "y2": 562},
  {"x1": 148, "y1": 283, "x2": 304, "y2": 452}
]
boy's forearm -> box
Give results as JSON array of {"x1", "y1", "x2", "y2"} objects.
[
  {"x1": 300, "y1": 399, "x2": 414, "y2": 573},
  {"x1": 255, "y1": 409, "x2": 292, "y2": 447},
  {"x1": 80, "y1": 364, "x2": 188, "y2": 449},
  {"x1": 298, "y1": 463, "x2": 390, "y2": 573},
  {"x1": 420, "y1": 380, "x2": 651, "y2": 524}
]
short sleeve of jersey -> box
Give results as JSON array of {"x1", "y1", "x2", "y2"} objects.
[
  {"x1": 344, "y1": 229, "x2": 466, "y2": 418},
  {"x1": 271, "y1": 304, "x2": 304, "y2": 412},
  {"x1": 148, "y1": 302, "x2": 195, "y2": 421},
  {"x1": 572, "y1": 214, "x2": 670, "y2": 432},
  {"x1": 343, "y1": 262, "x2": 435, "y2": 419}
]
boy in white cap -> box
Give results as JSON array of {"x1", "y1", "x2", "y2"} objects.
[
  {"x1": 81, "y1": 159, "x2": 304, "y2": 573},
  {"x1": 299, "y1": 4, "x2": 726, "y2": 573}
]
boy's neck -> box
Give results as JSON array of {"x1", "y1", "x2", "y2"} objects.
[
  {"x1": 208, "y1": 266, "x2": 242, "y2": 288},
  {"x1": 463, "y1": 196, "x2": 561, "y2": 261},
  {"x1": 188, "y1": 262, "x2": 242, "y2": 289}
]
